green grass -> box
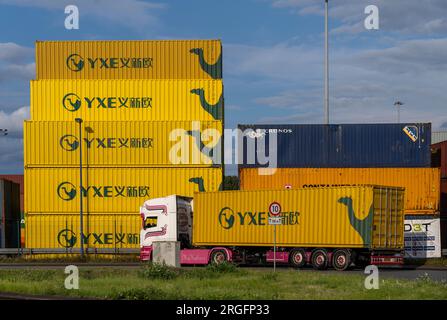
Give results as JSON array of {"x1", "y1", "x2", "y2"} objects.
[{"x1": 0, "y1": 263, "x2": 446, "y2": 300}]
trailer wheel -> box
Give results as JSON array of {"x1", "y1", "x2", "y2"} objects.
[
  {"x1": 332, "y1": 249, "x2": 351, "y2": 271},
  {"x1": 210, "y1": 250, "x2": 228, "y2": 265},
  {"x1": 289, "y1": 249, "x2": 306, "y2": 268},
  {"x1": 311, "y1": 249, "x2": 328, "y2": 270}
]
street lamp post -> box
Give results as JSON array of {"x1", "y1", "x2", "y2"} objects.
[
  {"x1": 74, "y1": 118, "x2": 84, "y2": 258},
  {"x1": 324, "y1": 0, "x2": 329, "y2": 125},
  {"x1": 394, "y1": 101, "x2": 404, "y2": 123}
]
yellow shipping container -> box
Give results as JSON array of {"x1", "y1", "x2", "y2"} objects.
[
  {"x1": 25, "y1": 167, "x2": 222, "y2": 213},
  {"x1": 193, "y1": 186, "x2": 405, "y2": 250},
  {"x1": 30, "y1": 79, "x2": 223, "y2": 121},
  {"x1": 25, "y1": 213, "x2": 140, "y2": 249},
  {"x1": 36, "y1": 40, "x2": 222, "y2": 79},
  {"x1": 239, "y1": 168, "x2": 440, "y2": 215},
  {"x1": 24, "y1": 120, "x2": 223, "y2": 167}
]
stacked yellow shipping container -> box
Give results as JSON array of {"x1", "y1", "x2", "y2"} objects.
[{"x1": 25, "y1": 40, "x2": 224, "y2": 251}]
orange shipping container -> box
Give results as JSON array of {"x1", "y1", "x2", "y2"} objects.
[{"x1": 239, "y1": 168, "x2": 440, "y2": 215}]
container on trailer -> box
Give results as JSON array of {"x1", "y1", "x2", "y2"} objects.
[
  {"x1": 432, "y1": 131, "x2": 447, "y2": 145},
  {"x1": 24, "y1": 167, "x2": 222, "y2": 213},
  {"x1": 431, "y1": 141, "x2": 447, "y2": 178},
  {"x1": 192, "y1": 186, "x2": 405, "y2": 250},
  {"x1": 238, "y1": 123, "x2": 431, "y2": 168},
  {"x1": 30, "y1": 79, "x2": 223, "y2": 121},
  {"x1": 0, "y1": 179, "x2": 21, "y2": 248},
  {"x1": 36, "y1": 40, "x2": 222, "y2": 79},
  {"x1": 404, "y1": 215, "x2": 441, "y2": 259},
  {"x1": 24, "y1": 120, "x2": 223, "y2": 167},
  {"x1": 239, "y1": 167, "x2": 440, "y2": 215},
  {"x1": 25, "y1": 213, "x2": 140, "y2": 249}
]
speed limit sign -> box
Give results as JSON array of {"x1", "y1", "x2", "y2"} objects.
[{"x1": 269, "y1": 202, "x2": 281, "y2": 216}]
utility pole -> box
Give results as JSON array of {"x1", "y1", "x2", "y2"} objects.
[
  {"x1": 394, "y1": 101, "x2": 404, "y2": 123},
  {"x1": 324, "y1": 0, "x2": 329, "y2": 124},
  {"x1": 75, "y1": 118, "x2": 84, "y2": 258}
]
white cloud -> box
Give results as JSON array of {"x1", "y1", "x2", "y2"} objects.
[
  {"x1": 0, "y1": 42, "x2": 33, "y2": 63},
  {"x1": 225, "y1": 42, "x2": 323, "y2": 81},
  {"x1": 0, "y1": 0, "x2": 166, "y2": 30},
  {"x1": 0, "y1": 42, "x2": 35, "y2": 82},
  {"x1": 0, "y1": 107, "x2": 28, "y2": 172},
  {"x1": 228, "y1": 37, "x2": 447, "y2": 129},
  {"x1": 0, "y1": 106, "x2": 30, "y2": 134},
  {"x1": 270, "y1": 0, "x2": 447, "y2": 35}
]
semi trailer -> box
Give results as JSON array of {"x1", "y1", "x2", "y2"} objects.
[{"x1": 140, "y1": 186, "x2": 405, "y2": 270}]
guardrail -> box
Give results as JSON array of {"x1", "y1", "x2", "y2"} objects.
[{"x1": 0, "y1": 248, "x2": 140, "y2": 255}]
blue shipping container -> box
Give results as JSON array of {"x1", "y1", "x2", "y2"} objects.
[{"x1": 238, "y1": 123, "x2": 431, "y2": 168}]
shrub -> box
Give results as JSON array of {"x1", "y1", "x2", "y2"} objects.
[
  {"x1": 206, "y1": 261, "x2": 238, "y2": 274},
  {"x1": 139, "y1": 262, "x2": 179, "y2": 280}
]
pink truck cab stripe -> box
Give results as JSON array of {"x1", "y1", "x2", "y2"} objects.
[
  {"x1": 140, "y1": 246, "x2": 233, "y2": 265},
  {"x1": 140, "y1": 246, "x2": 153, "y2": 261}
]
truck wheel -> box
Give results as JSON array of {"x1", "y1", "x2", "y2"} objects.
[
  {"x1": 210, "y1": 250, "x2": 228, "y2": 265},
  {"x1": 311, "y1": 249, "x2": 328, "y2": 270},
  {"x1": 289, "y1": 249, "x2": 306, "y2": 268},
  {"x1": 332, "y1": 249, "x2": 351, "y2": 271}
]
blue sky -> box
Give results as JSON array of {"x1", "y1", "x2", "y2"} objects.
[{"x1": 0, "y1": 0, "x2": 446, "y2": 174}]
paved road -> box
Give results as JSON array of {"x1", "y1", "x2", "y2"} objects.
[{"x1": 0, "y1": 263, "x2": 445, "y2": 281}]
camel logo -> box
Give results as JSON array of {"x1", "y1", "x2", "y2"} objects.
[
  {"x1": 218, "y1": 207, "x2": 235, "y2": 230},
  {"x1": 338, "y1": 197, "x2": 373, "y2": 245},
  {"x1": 60, "y1": 134, "x2": 79, "y2": 151},
  {"x1": 189, "y1": 48, "x2": 222, "y2": 79},
  {"x1": 63, "y1": 93, "x2": 82, "y2": 112},
  {"x1": 189, "y1": 176, "x2": 223, "y2": 192},
  {"x1": 66, "y1": 53, "x2": 85, "y2": 72},
  {"x1": 57, "y1": 229, "x2": 77, "y2": 248},
  {"x1": 190, "y1": 88, "x2": 223, "y2": 121},
  {"x1": 403, "y1": 126, "x2": 418, "y2": 143},
  {"x1": 57, "y1": 181, "x2": 77, "y2": 201}
]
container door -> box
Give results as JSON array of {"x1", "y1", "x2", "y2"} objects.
[{"x1": 372, "y1": 187, "x2": 405, "y2": 250}]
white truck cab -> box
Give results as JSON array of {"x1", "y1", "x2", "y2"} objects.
[
  {"x1": 139, "y1": 194, "x2": 232, "y2": 264},
  {"x1": 140, "y1": 195, "x2": 192, "y2": 260}
]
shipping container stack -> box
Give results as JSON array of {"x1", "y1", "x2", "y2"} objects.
[
  {"x1": 24, "y1": 40, "x2": 224, "y2": 252},
  {"x1": 238, "y1": 123, "x2": 443, "y2": 259}
]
